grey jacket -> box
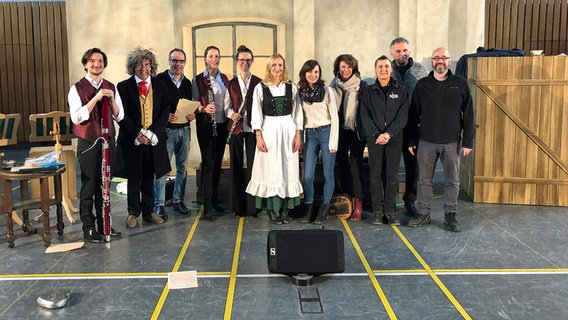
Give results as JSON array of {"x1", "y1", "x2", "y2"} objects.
[{"x1": 390, "y1": 57, "x2": 428, "y2": 103}]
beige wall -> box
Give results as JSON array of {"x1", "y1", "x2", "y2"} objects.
[{"x1": 66, "y1": 0, "x2": 485, "y2": 167}]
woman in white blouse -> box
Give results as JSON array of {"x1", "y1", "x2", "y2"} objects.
[
  {"x1": 297, "y1": 60, "x2": 338, "y2": 224},
  {"x1": 245, "y1": 53, "x2": 303, "y2": 224}
]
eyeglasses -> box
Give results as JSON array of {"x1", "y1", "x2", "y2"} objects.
[
  {"x1": 432, "y1": 56, "x2": 451, "y2": 61},
  {"x1": 170, "y1": 59, "x2": 186, "y2": 64},
  {"x1": 237, "y1": 59, "x2": 253, "y2": 63}
]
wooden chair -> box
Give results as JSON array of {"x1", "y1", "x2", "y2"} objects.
[
  {"x1": 28, "y1": 112, "x2": 79, "y2": 223},
  {"x1": 0, "y1": 113, "x2": 21, "y2": 146},
  {"x1": 29, "y1": 111, "x2": 75, "y2": 143},
  {"x1": 0, "y1": 113, "x2": 22, "y2": 225}
]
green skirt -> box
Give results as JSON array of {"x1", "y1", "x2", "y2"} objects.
[{"x1": 256, "y1": 196, "x2": 301, "y2": 212}]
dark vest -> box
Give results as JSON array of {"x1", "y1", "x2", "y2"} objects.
[
  {"x1": 261, "y1": 82, "x2": 293, "y2": 116},
  {"x1": 195, "y1": 72, "x2": 230, "y2": 126},
  {"x1": 195, "y1": 72, "x2": 229, "y2": 106},
  {"x1": 73, "y1": 78, "x2": 116, "y2": 142},
  {"x1": 227, "y1": 75, "x2": 261, "y2": 135}
]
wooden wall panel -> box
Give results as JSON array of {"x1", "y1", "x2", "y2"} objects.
[
  {"x1": 464, "y1": 56, "x2": 568, "y2": 206},
  {"x1": 0, "y1": 2, "x2": 68, "y2": 142},
  {"x1": 486, "y1": 0, "x2": 568, "y2": 55}
]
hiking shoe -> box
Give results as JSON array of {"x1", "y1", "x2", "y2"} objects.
[
  {"x1": 444, "y1": 213, "x2": 461, "y2": 232},
  {"x1": 408, "y1": 214, "x2": 430, "y2": 228}
]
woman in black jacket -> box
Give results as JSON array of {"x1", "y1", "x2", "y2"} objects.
[{"x1": 360, "y1": 55, "x2": 408, "y2": 225}]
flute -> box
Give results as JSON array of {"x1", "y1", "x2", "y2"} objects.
[
  {"x1": 207, "y1": 76, "x2": 218, "y2": 137},
  {"x1": 226, "y1": 88, "x2": 248, "y2": 144}
]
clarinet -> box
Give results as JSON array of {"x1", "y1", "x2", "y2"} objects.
[
  {"x1": 226, "y1": 88, "x2": 248, "y2": 144},
  {"x1": 207, "y1": 76, "x2": 218, "y2": 137}
]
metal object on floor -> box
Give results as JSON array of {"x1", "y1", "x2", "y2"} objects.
[
  {"x1": 292, "y1": 273, "x2": 313, "y2": 286},
  {"x1": 298, "y1": 287, "x2": 323, "y2": 314},
  {"x1": 37, "y1": 289, "x2": 70, "y2": 309}
]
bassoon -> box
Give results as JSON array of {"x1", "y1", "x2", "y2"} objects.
[
  {"x1": 207, "y1": 76, "x2": 218, "y2": 137},
  {"x1": 100, "y1": 96, "x2": 112, "y2": 242}
]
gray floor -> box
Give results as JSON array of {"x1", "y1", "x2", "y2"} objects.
[{"x1": 1, "y1": 144, "x2": 568, "y2": 320}]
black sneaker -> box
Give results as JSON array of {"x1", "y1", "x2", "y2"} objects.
[
  {"x1": 156, "y1": 205, "x2": 168, "y2": 221},
  {"x1": 84, "y1": 228, "x2": 102, "y2": 243},
  {"x1": 371, "y1": 212, "x2": 384, "y2": 225},
  {"x1": 404, "y1": 201, "x2": 418, "y2": 217},
  {"x1": 173, "y1": 202, "x2": 191, "y2": 215},
  {"x1": 97, "y1": 226, "x2": 122, "y2": 238},
  {"x1": 385, "y1": 212, "x2": 400, "y2": 226},
  {"x1": 444, "y1": 213, "x2": 461, "y2": 232},
  {"x1": 280, "y1": 209, "x2": 290, "y2": 224},
  {"x1": 267, "y1": 210, "x2": 282, "y2": 225},
  {"x1": 408, "y1": 214, "x2": 430, "y2": 228}
]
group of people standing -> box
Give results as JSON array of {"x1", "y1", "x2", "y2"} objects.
[{"x1": 69, "y1": 36, "x2": 474, "y2": 244}]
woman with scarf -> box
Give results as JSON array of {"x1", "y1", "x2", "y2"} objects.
[
  {"x1": 297, "y1": 60, "x2": 339, "y2": 224},
  {"x1": 330, "y1": 54, "x2": 367, "y2": 221},
  {"x1": 246, "y1": 53, "x2": 303, "y2": 224},
  {"x1": 360, "y1": 55, "x2": 408, "y2": 225}
]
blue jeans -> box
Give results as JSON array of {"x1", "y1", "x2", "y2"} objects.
[
  {"x1": 416, "y1": 140, "x2": 461, "y2": 216},
  {"x1": 154, "y1": 126, "x2": 191, "y2": 206},
  {"x1": 303, "y1": 125, "x2": 336, "y2": 204}
]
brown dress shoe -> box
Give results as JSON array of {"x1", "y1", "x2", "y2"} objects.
[
  {"x1": 143, "y1": 212, "x2": 164, "y2": 224},
  {"x1": 126, "y1": 215, "x2": 138, "y2": 228}
]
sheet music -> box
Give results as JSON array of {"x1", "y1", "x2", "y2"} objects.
[{"x1": 172, "y1": 99, "x2": 200, "y2": 124}]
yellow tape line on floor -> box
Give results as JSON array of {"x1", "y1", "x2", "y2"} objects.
[
  {"x1": 392, "y1": 226, "x2": 472, "y2": 320},
  {"x1": 150, "y1": 207, "x2": 203, "y2": 320},
  {"x1": 341, "y1": 219, "x2": 398, "y2": 319},
  {"x1": 224, "y1": 217, "x2": 245, "y2": 320}
]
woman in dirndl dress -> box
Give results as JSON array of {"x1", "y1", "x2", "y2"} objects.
[{"x1": 245, "y1": 53, "x2": 303, "y2": 224}]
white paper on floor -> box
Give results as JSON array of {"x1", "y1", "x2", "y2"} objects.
[
  {"x1": 168, "y1": 271, "x2": 198, "y2": 289},
  {"x1": 45, "y1": 242, "x2": 85, "y2": 253}
]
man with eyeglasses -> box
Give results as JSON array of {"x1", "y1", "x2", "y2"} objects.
[
  {"x1": 153, "y1": 48, "x2": 195, "y2": 220},
  {"x1": 224, "y1": 45, "x2": 262, "y2": 217},
  {"x1": 389, "y1": 37, "x2": 429, "y2": 218},
  {"x1": 406, "y1": 47, "x2": 475, "y2": 232}
]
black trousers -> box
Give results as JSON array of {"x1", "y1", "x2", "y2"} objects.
[
  {"x1": 336, "y1": 128, "x2": 366, "y2": 198},
  {"x1": 402, "y1": 144, "x2": 418, "y2": 203},
  {"x1": 367, "y1": 135, "x2": 403, "y2": 213},
  {"x1": 77, "y1": 138, "x2": 102, "y2": 230},
  {"x1": 197, "y1": 122, "x2": 228, "y2": 212},
  {"x1": 228, "y1": 131, "x2": 256, "y2": 215},
  {"x1": 77, "y1": 137, "x2": 117, "y2": 230},
  {"x1": 126, "y1": 145, "x2": 155, "y2": 217}
]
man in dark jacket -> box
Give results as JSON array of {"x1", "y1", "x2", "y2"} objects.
[
  {"x1": 115, "y1": 48, "x2": 173, "y2": 228},
  {"x1": 406, "y1": 47, "x2": 475, "y2": 232},
  {"x1": 153, "y1": 48, "x2": 195, "y2": 220},
  {"x1": 390, "y1": 37, "x2": 428, "y2": 217}
]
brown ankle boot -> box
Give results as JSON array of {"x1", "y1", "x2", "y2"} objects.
[{"x1": 350, "y1": 197, "x2": 363, "y2": 221}]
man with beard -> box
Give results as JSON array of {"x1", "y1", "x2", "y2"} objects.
[
  {"x1": 406, "y1": 47, "x2": 475, "y2": 232},
  {"x1": 389, "y1": 37, "x2": 428, "y2": 217}
]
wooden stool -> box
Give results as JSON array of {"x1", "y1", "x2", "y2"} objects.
[{"x1": 1, "y1": 166, "x2": 65, "y2": 248}]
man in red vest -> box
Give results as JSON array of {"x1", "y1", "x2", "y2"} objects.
[
  {"x1": 224, "y1": 45, "x2": 261, "y2": 217},
  {"x1": 69, "y1": 48, "x2": 124, "y2": 243}
]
